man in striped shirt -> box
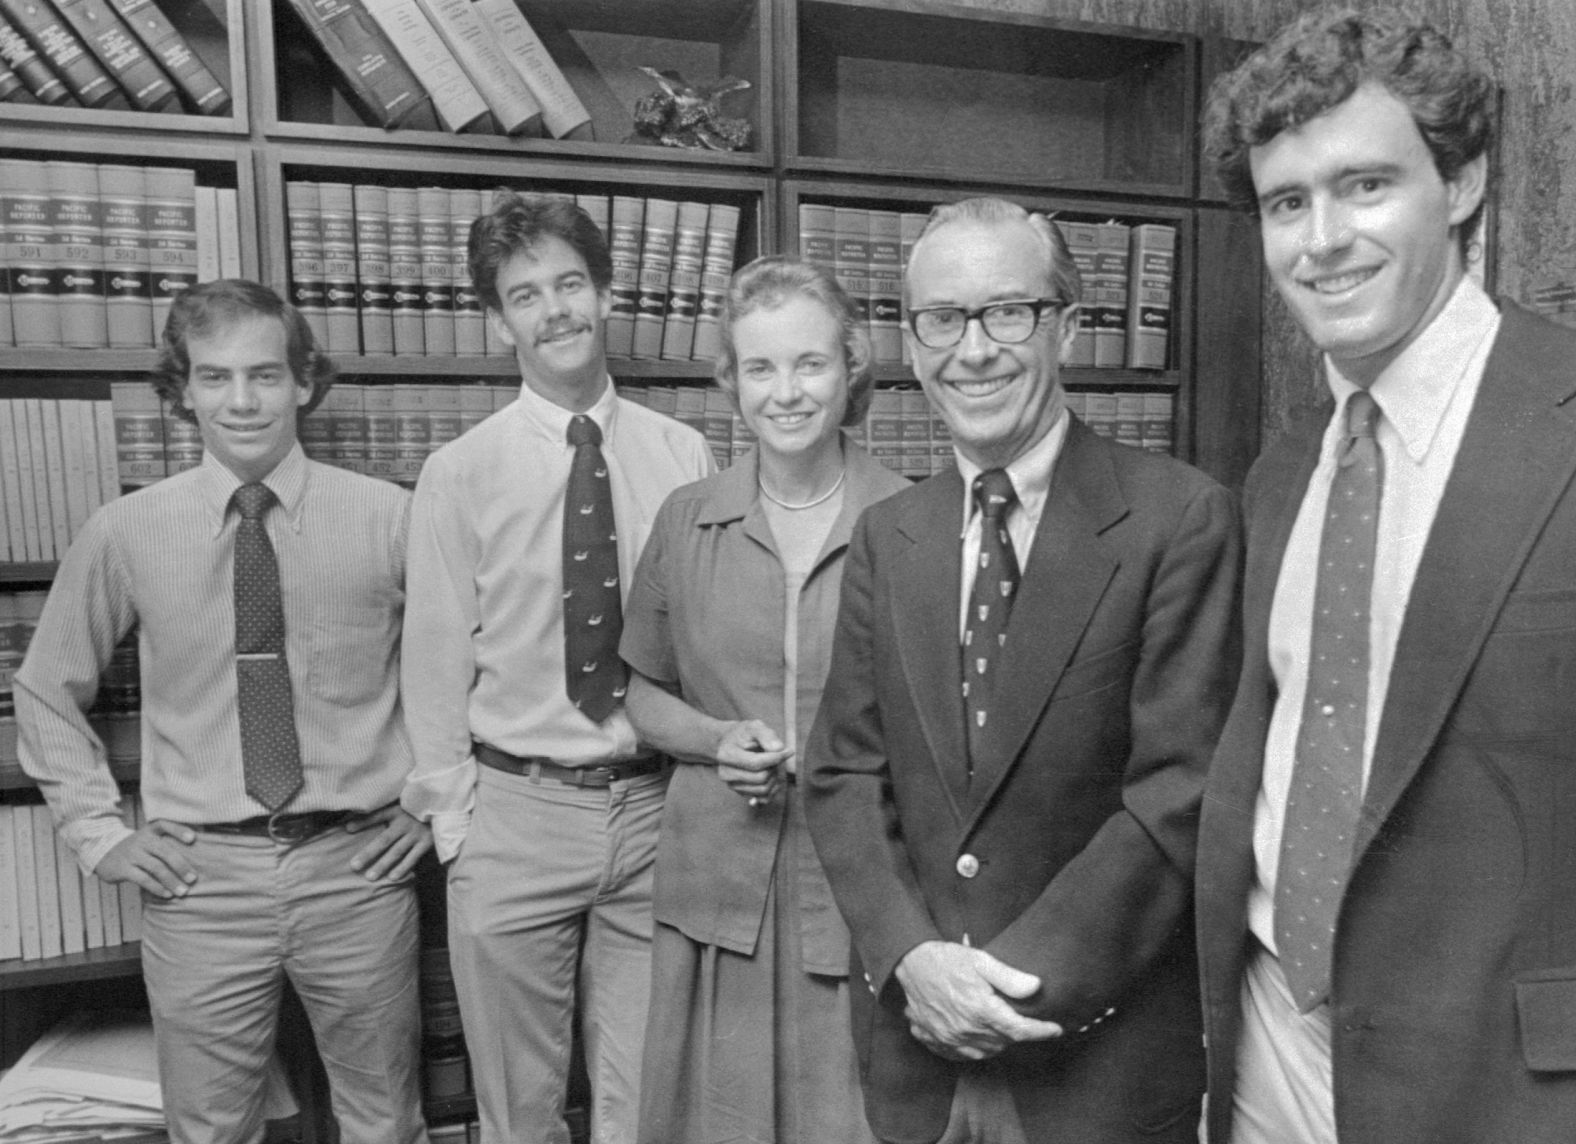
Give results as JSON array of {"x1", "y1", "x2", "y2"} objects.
[{"x1": 16, "y1": 280, "x2": 431, "y2": 1144}]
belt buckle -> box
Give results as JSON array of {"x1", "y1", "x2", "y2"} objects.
[
  {"x1": 580, "y1": 766, "x2": 616, "y2": 787},
  {"x1": 266, "y1": 812, "x2": 314, "y2": 845}
]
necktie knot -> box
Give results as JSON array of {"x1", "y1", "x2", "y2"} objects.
[
  {"x1": 1346, "y1": 391, "x2": 1380, "y2": 440},
  {"x1": 234, "y1": 483, "x2": 275, "y2": 521},
  {"x1": 568, "y1": 414, "x2": 602, "y2": 448},
  {"x1": 974, "y1": 469, "x2": 1017, "y2": 523}
]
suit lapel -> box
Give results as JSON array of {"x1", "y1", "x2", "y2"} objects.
[
  {"x1": 963, "y1": 422, "x2": 1122, "y2": 822},
  {"x1": 1357, "y1": 304, "x2": 1576, "y2": 861},
  {"x1": 891, "y1": 468, "x2": 971, "y2": 818}
]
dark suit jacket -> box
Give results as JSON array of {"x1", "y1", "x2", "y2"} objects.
[
  {"x1": 1198, "y1": 302, "x2": 1576, "y2": 1144},
  {"x1": 805, "y1": 417, "x2": 1241, "y2": 1144}
]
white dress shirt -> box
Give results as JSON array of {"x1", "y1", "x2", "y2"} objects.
[
  {"x1": 16, "y1": 445, "x2": 413, "y2": 873},
  {"x1": 399, "y1": 377, "x2": 712, "y2": 862}
]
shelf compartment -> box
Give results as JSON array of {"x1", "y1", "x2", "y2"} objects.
[
  {"x1": 786, "y1": 0, "x2": 1193, "y2": 198},
  {"x1": 0, "y1": 942, "x2": 143, "y2": 990},
  {"x1": 262, "y1": 0, "x2": 771, "y2": 168},
  {"x1": 0, "y1": 0, "x2": 246, "y2": 135}
]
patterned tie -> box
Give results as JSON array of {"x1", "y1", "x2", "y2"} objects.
[
  {"x1": 1276, "y1": 391, "x2": 1383, "y2": 1012},
  {"x1": 233, "y1": 483, "x2": 303, "y2": 812},
  {"x1": 962, "y1": 469, "x2": 1020, "y2": 778},
  {"x1": 563, "y1": 414, "x2": 625, "y2": 723}
]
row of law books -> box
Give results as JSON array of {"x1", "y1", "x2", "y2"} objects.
[
  {"x1": 0, "y1": 395, "x2": 126, "y2": 564},
  {"x1": 285, "y1": 182, "x2": 743, "y2": 366},
  {"x1": 0, "y1": 159, "x2": 242, "y2": 350},
  {"x1": 0, "y1": 793, "x2": 145, "y2": 963},
  {"x1": 796, "y1": 205, "x2": 1177, "y2": 371},
  {"x1": 0, "y1": 0, "x2": 230, "y2": 116},
  {"x1": 287, "y1": 0, "x2": 592, "y2": 139},
  {"x1": 0, "y1": 588, "x2": 140, "y2": 770}
]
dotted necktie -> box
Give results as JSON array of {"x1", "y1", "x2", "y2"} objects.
[
  {"x1": 962, "y1": 469, "x2": 1020, "y2": 779},
  {"x1": 563, "y1": 415, "x2": 625, "y2": 724},
  {"x1": 1275, "y1": 391, "x2": 1383, "y2": 1012},
  {"x1": 233, "y1": 483, "x2": 303, "y2": 812}
]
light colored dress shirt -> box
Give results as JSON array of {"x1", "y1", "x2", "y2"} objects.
[
  {"x1": 16, "y1": 444, "x2": 413, "y2": 874},
  {"x1": 1234, "y1": 277, "x2": 1500, "y2": 1142},
  {"x1": 955, "y1": 405, "x2": 1069, "y2": 635},
  {"x1": 400, "y1": 377, "x2": 712, "y2": 862}
]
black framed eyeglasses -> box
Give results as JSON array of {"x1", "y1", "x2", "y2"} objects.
[{"x1": 906, "y1": 298, "x2": 1066, "y2": 349}]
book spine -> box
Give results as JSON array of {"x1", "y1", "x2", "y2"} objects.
[
  {"x1": 1083, "y1": 391, "x2": 1117, "y2": 439},
  {"x1": 90, "y1": 395, "x2": 120, "y2": 505},
  {"x1": 449, "y1": 186, "x2": 484, "y2": 355},
  {"x1": 899, "y1": 211, "x2": 925, "y2": 367},
  {"x1": 0, "y1": 410, "x2": 16, "y2": 556},
  {"x1": 1114, "y1": 392, "x2": 1144, "y2": 449},
  {"x1": 898, "y1": 390, "x2": 929, "y2": 479},
  {"x1": 413, "y1": 0, "x2": 541, "y2": 135},
  {"x1": 798, "y1": 202, "x2": 835, "y2": 267},
  {"x1": 425, "y1": 384, "x2": 460, "y2": 457},
  {"x1": 10, "y1": 399, "x2": 46, "y2": 560},
  {"x1": 659, "y1": 200, "x2": 709, "y2": 363},
  {"x1": 362, "y1": 384, "x2": 395, "y2": 480},
  {"x1": 0, "y1": 0, "x2": 116, "y2": 106},
  {"x1": 284, "y1": 0, "x2": 438, "y2": 130},
  {"x1": 417, "y1": 185, "x2": 455, "y2": 356},
  {"x1": 671, "y1": 385, "x2": 705, "y2": 437},
  {"x1": 145, "y1": 165, "x2": 197, "y2": 343},
  {"x1": 1092, "y1": 220, "x2": 1130, "y2": 369},
  {"x1": 110, "y1": 379, "x2": 165, "y2": 488},
  {"x1": 0, "y1": 804, "x2": 19, "y2": 961},
  {"x1": 700, "y1": 387, "x2": 732, "y2": 470},
  {"x1": 471, "y1": 0, "x2": 589, "y2": 138},
  {"x1": 48, "y1": 161, "x2": 107, "y2": 349},
  {"x1": 53, "y1": 0, "x2": 175, "y2": 111},
  {"x1": 285, "y1": 180, "x2": 329, "y2": 345},
  {"x1": 867, "y1": 209, "x2": 902, "y2": 366},
  {"x1": 2, "y1": 157, "x2": 60, "y2": 348},
  {"x1": 297, "y1": 379, "x2": 335, "y2": 463},
  {"x1": 100, "y1": 163, "x2": 152, "y2": 348},
  {"x1": 54, "y1": 827, "x2": 84, "y2": 955},
  {"x1": 690, "y1": 202, "x2": 739, "y2": 364},
  {"x1": 328, "y1": 383, "x2": 368, "y2": 472},
  {"x1": 1125, "y1": 223, "x2": 1176, "y2": 370},
  {"x1": 25, "y1": 399, "x2": 65, "y2": 559},
  {"x1": 832, "y1": 207, "x2": 871, "y2": 345},
  {"x1": 106, "y1": 0, "x2": 230, "y2": 114},
  {"x1": 1056, "y1": 220, "x2": 1100, "y2": 369},
  {"x1": 13, "y1": 797, "x2": 39, "y2": 959},
  {"x1": 1141, "y1": 391, "x2": 1173, "y2": 454},
  {"x1": 162, "y1": 399, "x2": 203, "y2": 473},
  {"x1": 866, "y1": 388, "x2": 901, "y2": 475},
  {"x1": 387, "y1": 186, "x2": 425, "y2": 354},
  {"x1": 318, "y1": 181, "x2": 361, "y2": 354},
  {"x1": 0, "y1": 12, "x2": 69, "y2": 103},
  {"x1": 352, "y1": 183, "x2": 394, "y2": 355},
  {"x1": 216, "y1": 187, "x2": 241, "y2": 277},
  {"x1": 31, "y1": 801, "x2": 62, "y2": 958},
  {"x1": 56, "y1": 400, "x2": 93, "y2": 543},
  {"x1": 630, "y1": 198, "x2": 676, "y2": 360},
  {"x1": 193, "y1": 183, "x2": 219, "y2": 282},
  {"x1": 605, "y1": 194, "x2": 643, "y2": 359},
  {"x1": 392, "y1": 382, "x2": 429, "y2": 486},
  {"x1": 361, "y1": 0, "x2": 487, "y2": 132}
]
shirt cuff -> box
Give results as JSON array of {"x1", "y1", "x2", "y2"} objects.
[
  {"x1": 428, "y1": 810, "x2": 472, "y2": 864},
  {"x1": 76, "y1": 818, "x2": 137, "y2": 877}
]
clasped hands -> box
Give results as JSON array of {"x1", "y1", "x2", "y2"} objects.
[
  {"x1": 713, "y1": 718, "x2": 792, "y2": 805},
  {"x1": 895, "y1": 940, "x2": 1062, "y2": 1062}
]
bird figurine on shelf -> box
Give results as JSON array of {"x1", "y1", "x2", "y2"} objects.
[{"x1": 630, "y1": 67, "x2": 753, "y2": 151}]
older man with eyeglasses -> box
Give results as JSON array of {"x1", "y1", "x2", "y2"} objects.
[{"x1": 803, "y1": 196, "x2": 1242, "y2": 1144}]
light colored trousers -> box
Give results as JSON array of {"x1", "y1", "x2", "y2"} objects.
[
  {"x1": 447, "y1": 764, "x2": 667, "y2": 1144},
  {"x1": 140, "y1": 827, "x2": 427, "y2": 1144}
]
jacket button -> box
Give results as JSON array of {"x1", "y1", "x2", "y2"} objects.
[{"x1": 956, "y1": 853, "x2": 980, "y2": 878}]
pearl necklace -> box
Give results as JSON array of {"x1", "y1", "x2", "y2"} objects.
[{"x1": 758, "y1": 466, "x2": 847, "y2": 510}]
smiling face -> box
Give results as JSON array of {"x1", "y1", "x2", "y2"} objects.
[
  {"x1": 181, "y1": 314, "x2": 311, "y2": 484},
  {"x1": 1250, "y1": 81, "x2": 1486, "y2": 387},
  {"x1": 487, "y1": 235, "x2": 612, "y2": 412},
  {"x1": 732, "y1": 294, "x2": 850, "y2": 464},
  {"x1": 903, "y1": 217, "x2": 1076, "y2": 470}
]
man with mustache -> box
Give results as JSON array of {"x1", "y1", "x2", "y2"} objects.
[{"x1": 400, "y1": 190, "x2": 711, "y2": 1144}]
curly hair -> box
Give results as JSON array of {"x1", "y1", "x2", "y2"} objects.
[
  {"x1": 468, "y1": 188, "x2": 613, "y2": 313},
  {"x1": 712, "y1": 255, "x2": 875, "y2": 429},
  {"x1": 152, "y1": 278, "x2": 334, "y2": 424},
  {"x1": 1203, "y1": 5, "x2": 1493, "y2": 241}
]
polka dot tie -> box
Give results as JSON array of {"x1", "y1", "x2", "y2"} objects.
[
  {"x1": 962, "y1": 469, "x2": 1020, "y2": 781},
  {"x1": 563, "y1": 415, "x2": 625, "y2": 724},
  {"x1": 1275, "y1": 391, "x2": 1383, "y2": 1013},
  {"x1": 232, "y1": 483, "x2": 303, "y2": 812}
]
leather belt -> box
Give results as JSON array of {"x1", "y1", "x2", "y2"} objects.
[
  {"x1": 199, "y1": 808, "x2": 356, "y2": 845},
  {"x1": 473, "y1": 742, "x2": 667, "y2": 787}
]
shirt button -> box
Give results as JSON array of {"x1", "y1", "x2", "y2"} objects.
[{"x1": 956, "y1": 853, "x2": 980, "y2": 878}]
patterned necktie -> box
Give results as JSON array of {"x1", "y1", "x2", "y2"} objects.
[
  {"x1": 563, "y1": 414, "x2": 625, "y2": 723},
  {"x1": 1276, "y1": 390, "x2": 1383, "y2": 1012},
  {"x1": 962, "y1": 469, "x2": 1020, "y2": 778},
  {"x1": 233, "y1": 482, "x2": 303, "y2": 812}
]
